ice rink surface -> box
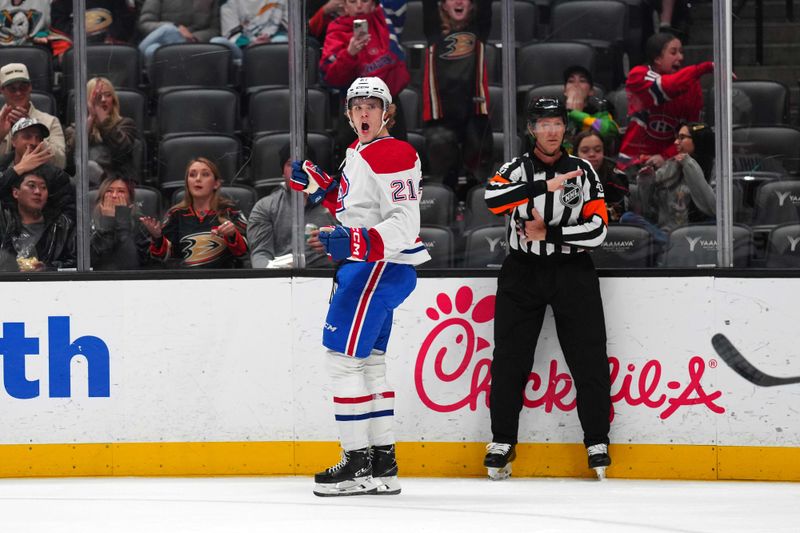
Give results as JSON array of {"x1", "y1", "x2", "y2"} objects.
[{"x1": 0, "y1": 476, "x2": 798, "y2": 532}]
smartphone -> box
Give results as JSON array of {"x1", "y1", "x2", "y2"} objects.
[{"x1": 353, "y1": 19, "x2": 368, "y2": 39}]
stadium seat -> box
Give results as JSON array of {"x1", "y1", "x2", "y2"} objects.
[
  {"x1": 155, "y1": 134, "x2": 243, "y2": 196},
  {"x1": 0, "y1": 46, "x2": 52, "y2": 91},
  {"x1": 549, "y1": 0, "x2": 628, "y2": 89},
  {"x1": 150, "y1": 43, "x2": 232, "y2": 94},
  {"x1": 406, "y1": 131, "x2": 427, "y2": 170},
  {"x1": 419, "y1": 182, "x2": 455, "y2": 226},
  {"x1": 157, "y1": 88, "x2": 239, "y2": 138},
  {"x1": 732, "y1": 125, "x2": 800, "y2": 175},
  {"x1": 464, "y1": 184, "x2": 503, "y2": 230},
  {"x1": 751, "y1": 180, "x2": 800, "y2": 228},
  {"x1": 172, "y1": 184, "x2": 258, "y2": 217},
  {"x1": 399, "y1": 0, "x2": 425, "y2": 46},
  {"x1": 462, "y1": 225, "x2": 508, "y2": 268},
  {"x1": 487, "y1": 84, "x2": 504, "y2": 132},
  {"x1": 516, "y1": 41, "x2": 596, "y2": 93},
  {"x1": 250, "y1": 132, "x2": 334, "y2": 185},
  {"x1": 765, "y1": 223, "x2": 800, "y2": 267},
  {"x1": 731, "y1": 80, "x2": 790, "y2": 125},
  {"x1": 241, "y1": 43, "x2": 319, "y2": 94},
  {"x1": 62, "y1": 44, "x2": 141, "y2": 91},
  {"x1": 488, "y1": 0, "x2": 539, "y2": 45},
  {"x1": 398, "y1": 87, "x2": 421, "y2": 133},
  {"x1": 590, "y1": 223, "x2": 653, "y2": 267},
  {"x1": 418, "y1": 225, "x2": 455, "y2": 268},
  {"x1": 663, "y1": 224, "x2": 753, "y2": 267},
  {"x1": 247, "y1": 87, "x2": 330, "y2": 137}
]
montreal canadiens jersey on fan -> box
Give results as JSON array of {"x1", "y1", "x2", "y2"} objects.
[{"x1": 335, "y1": 137, "x2": 430, "y2": 266}]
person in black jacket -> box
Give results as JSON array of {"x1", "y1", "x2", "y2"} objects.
[
  {"x1": 90, "y1": 177, "x2": 153, "y2": 270},
  {"x1": 0, "y1": 170, "x2": 75, "y2": 271}
]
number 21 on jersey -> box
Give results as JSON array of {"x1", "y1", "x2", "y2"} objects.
[{"x1": 390, "y1": 179, "x2": 418, "y2": 202}]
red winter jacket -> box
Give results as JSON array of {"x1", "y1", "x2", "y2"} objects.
[
  {"x1": 617, "y1": 61, "x2": 713, "y2": 168},
  {"x1": 319, "y1": 5, "x2": 410, "y2": 96}
]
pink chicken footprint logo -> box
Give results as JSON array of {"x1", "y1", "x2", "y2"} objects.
[{"x1": 414, "y1": 286, "x2": 495, "y2": 413}]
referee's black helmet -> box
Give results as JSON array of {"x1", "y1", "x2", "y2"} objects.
[{"x1": 526, "y1": 97, "x2": 567, "y2": 126}]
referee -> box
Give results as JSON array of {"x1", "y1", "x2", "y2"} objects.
[{"x1": 482, "y1": 98, "x2": 612, "y2": 480}]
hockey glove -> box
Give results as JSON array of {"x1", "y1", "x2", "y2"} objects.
[
  {"x1": 319, "y1": 225, "x2": 370, "y2": 261},
  {"x1": 290, "y1": 160, "x2": 338, "y2": 206}
]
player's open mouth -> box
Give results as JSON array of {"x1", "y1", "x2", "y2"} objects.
[{"x1": 361, "y1": 122, "x2": 370, "y2": 132}]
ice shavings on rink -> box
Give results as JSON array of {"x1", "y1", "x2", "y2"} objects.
[{"x1": 0, "y1": 476, "x2": 797, "y2": 533}]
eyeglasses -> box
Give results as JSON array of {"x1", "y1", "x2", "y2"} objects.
[{"x1": 676, "y1": 134, "x2": 693, "y2": 141}]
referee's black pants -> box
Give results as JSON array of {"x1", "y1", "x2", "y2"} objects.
[{"x1": 489, "y1": 250, "x2": 611, "y2": 447}]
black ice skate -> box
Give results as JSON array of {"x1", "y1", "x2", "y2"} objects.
[
  {"x1": 587, "y1": 443, "x2": 611, "y2": 480},
  {"x1": 370, "y1": 444, "x2": 401, "y2": 495},
  {"x1": 484, "y1": 442, "x2": 516, "y2": 480},
  {"x1": 313, "y1": 448, "x2": 377, "y2": 497}
]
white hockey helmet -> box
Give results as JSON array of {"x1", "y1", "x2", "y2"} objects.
[{"x1": 346, "y1": 77, "x2": 392, "y2": 110}]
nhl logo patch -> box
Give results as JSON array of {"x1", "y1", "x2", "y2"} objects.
[{"x1": 560, "y1": 181, "x2": 583, "y2": 208}]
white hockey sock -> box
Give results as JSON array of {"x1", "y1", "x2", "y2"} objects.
[
  {"x1": 326, "y1": 351, "x2": 370, "y2": 451},
  {"x1": 364, "y1": 351, "x2": 395, "y2": 447}
]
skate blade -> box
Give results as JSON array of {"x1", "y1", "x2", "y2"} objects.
[
  {"x1": 313, "y1": 476, "x2": 378, "y2": 497},
  {"x1": 371, "y1": 476, "x2": 402, "y2": 495},
  {"x1": 487, "y1": 464, "x2": 512, "y2": 481},
  {"x1": 593, "y1": 466, "x2": 607, "y2": 481}
]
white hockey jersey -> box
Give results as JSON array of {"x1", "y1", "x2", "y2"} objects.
[{"x1": 330, "y1": 136, "x2": 430, "y2": 266}]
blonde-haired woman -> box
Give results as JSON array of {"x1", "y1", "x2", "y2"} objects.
[
  {"x1": 66, "y1": 77, "x2": 141, "y2": 184},
  {"x1": 141, "y1": 157, "x2": 248, "y2": 268}
]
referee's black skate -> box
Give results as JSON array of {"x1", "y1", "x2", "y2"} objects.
[
  {"x1": 484, "y1": 442, "x2": 516, "y2": 480},
  {"x1": 587, "y1": 443, "x2": 611, "y2": 480},
  {"x1": 370, "y1": 444, "x2": 401, "y2": 495},
  {"x1": 313, "y1": 447, "x2": 377, "y2": 496}
]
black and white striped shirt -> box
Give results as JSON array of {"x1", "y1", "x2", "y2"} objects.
[{"x1": 485, "y1": 149, "x2": 608, "y2": 256}]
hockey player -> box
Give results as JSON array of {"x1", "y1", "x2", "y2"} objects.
[
  {"x1": 289, "y1": 76, "x2": 430, "y2": 496},
  {"x1": 483, "y1": 98, "x2": 612, "y2": 480}
]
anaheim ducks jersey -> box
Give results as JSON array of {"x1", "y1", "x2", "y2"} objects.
[
  {"x1": 332, "y1": 136, "x2": 430, "y2": 266},
  {"x1": 151, "y1": 206, "x2": 248, "y2": 268},
  {"x1": 485, "y1": 149, "x2": 608, "y2": 256}
]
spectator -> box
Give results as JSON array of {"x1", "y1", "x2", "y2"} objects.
[
  {"x1": 137, "y1": 0, "x2": 220, "y2": 68},
  {"x1": 321, "y1": 0, "x2": 410, "y2": 145},
  {"x1": 562, "y1": 65, "x2": 619, "y2": 152},
  {"x1": 210, "y1": 0, "x2": 287, "y2": 65},
  {"x1": 141, "y1": 157, "x2": 248, "y2": 268},
  {"x1": 574, "y1": 130, "x2": 628, "y2": 223},
  {"x1": 65, "y1": 77, "x2": 141, "y2": 184},
  {"x1": 0, "y1": 117, "x2": 74, "y2": 217},
  {"x1": 90, "y1": 177, "x2": 152, "y2": 270},
  {"x1": 0, "y1": 63, "x2": 66, "y2": 169},
  {"x1": 248, "y1": 143, "x2": 336, "y2": 268},
  {"x1": 308, "y1": 0, "x2": 344, "y2": 43},
  {"x1": 421, "y1": 0, "x2": 493, "y2": 192},
  {"x1": 0, "y1": 0, "x2": 72, "y2": 56},
  {"x1": 0, "y1": 170, "x2": 75, "y2": 271},
  {"x1": 51, "y1": 0, "x2": 138, "y2": 44},
  {"x1": 617, "y1": 33, "x2": 712, "y2": 174},
  {"x1": 622, "y1": 122, "x2": 715, "y2": 249}
]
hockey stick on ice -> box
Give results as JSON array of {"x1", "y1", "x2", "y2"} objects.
[{"x1": 711, "y1": 333, "x2": 800, "y2": 387}]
